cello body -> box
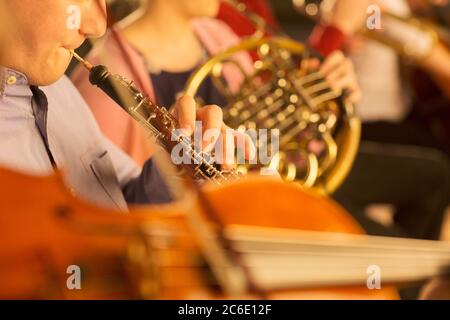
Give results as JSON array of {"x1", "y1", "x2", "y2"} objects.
[{"x1": 0, "y1": 167, "x2": 398, "y2": 299}]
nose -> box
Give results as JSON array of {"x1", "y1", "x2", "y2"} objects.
[{"x1": 79, "y1": 0, "x2": 107, "y2": 39}]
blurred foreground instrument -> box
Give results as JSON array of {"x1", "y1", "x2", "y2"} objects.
[{"x1": 2, "y1": 166, "x2": 450, "y2": 299}]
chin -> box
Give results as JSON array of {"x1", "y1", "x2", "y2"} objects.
[
  {"x1": 29, "y1": 67, "x2": 68, "y2": 86},
  {"x1": 29, "y1": 51, "x2": 72, "y2": 86},
  {"x1": 39, "y1": 72, "x2": 67, "y2": 86}
]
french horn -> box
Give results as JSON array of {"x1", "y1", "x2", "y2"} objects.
[{"x1": 185, "y1": 36, "x2": 361, "y2": 194}]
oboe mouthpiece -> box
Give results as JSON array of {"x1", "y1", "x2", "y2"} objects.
[{"x1": 69, "y1": 49, "x2": 93, "y2": 71}]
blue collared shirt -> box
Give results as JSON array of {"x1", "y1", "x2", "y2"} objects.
[{"x1": 0, "y1": 68, "x2": 172, "y2": 211}]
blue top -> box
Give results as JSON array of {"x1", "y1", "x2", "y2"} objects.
[{"x1": 150, "y1": 68, "x2": 227, "y2": 108}]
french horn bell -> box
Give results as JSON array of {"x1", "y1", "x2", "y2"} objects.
[{"x1": 185, "y1": 37, "x2": 361, "y2": 194}]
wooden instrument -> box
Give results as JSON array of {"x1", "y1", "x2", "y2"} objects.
[
  {"x1": 2, "y1": 166, "x2": 450, "y2": 299},
  {"x1": 0, "y1": 167, "x2": 195, "y2": 299}
]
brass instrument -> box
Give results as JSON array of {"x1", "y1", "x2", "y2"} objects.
[
  {"x1": 185, "y1": 37, "x2": 361, "y2": 194},
  {"x1": 365, "y1": 11, "x2": 440, "y2": 60},
  {"x1": 295, "y1": 0, "x2": 448, "y2": 61},
  {"x1": 70, "y1": 51, "x2": 239, "y2": 185}
]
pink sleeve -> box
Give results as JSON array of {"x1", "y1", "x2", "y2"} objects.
[
  {"x1": 192, "y1": 18, "x2": 254, "y2": 94},
  {"x1": 309, "y1": 24, "x2": 346, "y2": 57}
]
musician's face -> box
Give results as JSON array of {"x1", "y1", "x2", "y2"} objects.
[
  {"x1": 2, "y1": 0, "x2": 107, "y2": 86},
  {"x1": 0, "y1": 1, "x2": 9, "y2": 63},
  {"x1": 177, "y1": 0, "x2": 220, "y2": 18}
]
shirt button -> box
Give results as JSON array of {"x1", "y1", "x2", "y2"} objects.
[{"x1": 6, "y1": 76, "x2": 17, "y2": 85}]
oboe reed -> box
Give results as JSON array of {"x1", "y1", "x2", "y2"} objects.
[{"x1": 69, "y1": 49, "x2": 93, "y2": 71}]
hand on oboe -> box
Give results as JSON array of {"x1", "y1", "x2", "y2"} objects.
[{"x1": 171, "y1": 95, "x2": 256, "y2": 170}]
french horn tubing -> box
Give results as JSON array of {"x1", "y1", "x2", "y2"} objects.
[{"x1": 185, "y1": 37, "x2": 361, "y2": 194}]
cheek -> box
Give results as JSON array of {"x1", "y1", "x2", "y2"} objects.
[
  {"x1": 12, "y1": 1, "x2": 70, "y2": 50},
  {"x1": 22, "y1": 23, "x2": 69, "y2": 65}
]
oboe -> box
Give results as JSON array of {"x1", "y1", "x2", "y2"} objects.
[{"x1": 70, "y1": 50, "x2": 239, "y2": 184}]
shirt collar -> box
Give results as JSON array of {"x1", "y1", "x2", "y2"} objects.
[{"x1": 0, "y1": 67, "x2": 32, "y2": 99}]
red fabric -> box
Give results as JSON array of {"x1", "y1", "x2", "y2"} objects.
[
  {"x1": 309, "y1": 24, "x2": 346, "y2": 57},
  {"x1": 217, "y1": 1, "x2": 278, "y2": 38},
  {"x1": 239, "y1": 0, "x2": 278, "y2": 27}
]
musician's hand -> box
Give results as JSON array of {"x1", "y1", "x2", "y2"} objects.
[
  {"x1": 172, "y1": 95, "x2": 256, "y2": 170},
  {"x1": 304, "y1": 51, "x2": 362, "y2": 104},
  {"x1": 326, "y1": 0, "x2": 372, "y2": 34}
]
